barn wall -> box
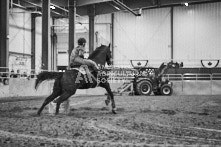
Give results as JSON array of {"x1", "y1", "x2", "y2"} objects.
[
  {"x1": 35, "y1": 16, "x2": 42, "y2": 73},
  {"x1": 54, "y1": 17, "x2": 91, "y2": 67},
  {"x1": 95, "y1": 14, "x2": 111, "y2": 47},
  {"x1": 8, "y1": 7, "x2": 53, "y2": 74},
  {"x1": 112, "y1": 2, "x2": 221, "y2": 68},
  {"x1": 55, "y1": 15, "x2": 111, "y2": 67},
  {"x1": 113, "y1": 8, "x2": 171, "y2": 67},
  {"x1": 173, "y1": 2, "x2": 221, "y2": 67},
  {"x1": 6, "y1": 2, "x2": 221, "y2": 72},
  {"x1": 9, "y1": 9, "x2": 32, "y2": 55},
  {"x1": 9, "y1": 9, "x2": 32, "y2": 73}
]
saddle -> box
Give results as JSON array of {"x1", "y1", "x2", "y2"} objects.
[
  {"x1": 70, "y1": 64, "x2": 99, "y2": 81},
  {"x1": 70, "y1": 64, "x2": 89, "y2": 75}
]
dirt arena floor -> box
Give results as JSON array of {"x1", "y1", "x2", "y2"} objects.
[{"x1": 0, "y1": 95, "x2": 221, "y2": 146}]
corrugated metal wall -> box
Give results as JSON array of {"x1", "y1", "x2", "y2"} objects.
[
  {"x1": 95, "y1": 14, "x2": 111, "y2": 47},
  {"x1": 174, "y1": 2, "x2": 221, "y2": 67},
  {"x1": 55, "y1": 15, "x2": 112, "y2": 66},
  {"x1": 8, "y1": 8, "x2": 43, "y2": 73},
  {"x1": 113, "y1": 8, "x2": 171, "y2": 67},
  {"x1": 9, "y1": 9, "x2": 31, "y2": 54},
  {"x1": 112, "y1": 2, "x2": 221, "y2": 68},
  {"x1": 35, "y1": 17, "x2": 42, "y2": 72},
  {"x1": 7, "y1": 2, "x2": 221, "y2": 71},
  {"x1": 9, "y1": 9, "x2": 32, "y2": 73}
]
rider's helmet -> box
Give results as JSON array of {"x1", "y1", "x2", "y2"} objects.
[{"x1": 78, "y1": 38, "x2": 86, "y2": 46}]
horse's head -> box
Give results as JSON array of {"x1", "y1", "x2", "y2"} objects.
[{"x1": 88, "y1": 44, "x2": 112, "y2": 66}]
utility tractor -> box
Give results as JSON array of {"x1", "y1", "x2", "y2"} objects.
[
  {"x1": 133, "y1": 61, "x2": 183, "y2": 95},
  {"x1": 116, "y1": 60, "x2": 183, "y2": 96}
]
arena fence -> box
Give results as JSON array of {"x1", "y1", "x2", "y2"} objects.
[
  {"x1": 163, "y1": 73, "x2": 221, "y2": 95},
  {"x1": 1, "y1": 66, "x2": 221, "y2": 97}
]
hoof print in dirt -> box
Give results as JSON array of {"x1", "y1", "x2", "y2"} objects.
[
  {"x1": 101, "y1": 107, "x2": 109, "y2": 111},
  {"x1": 161, "y1": 109, "x2": 176, "y2": 115},
  {"x1": 217, "y1": 115, "x2": 221, "y2": 119},
  {"x1": 198, "y1": 112, "x2": 209, "y2": 116}
]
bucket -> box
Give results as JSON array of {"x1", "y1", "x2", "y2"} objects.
[{"x1": 49, "y1": 99, "x2": 70, "y2": 114}]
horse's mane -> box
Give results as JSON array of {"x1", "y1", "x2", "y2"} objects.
[
  {"x1": 88, "y1": 45, "x2": 107, "y2": 60},
  {"x1": 88, "y1": 45, "x2": 108, "y2": 66}
]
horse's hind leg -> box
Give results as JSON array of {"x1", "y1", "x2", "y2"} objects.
[
  {"x1": 37, "y1": 92, "x2": 60, "y2": 115},
  {"x1": 37, "y1": 79, "x2": 61, "y2": 116},
  {"x1": 54, "y1": 91, "x2": 75, "y2": 115},
  {"x1": 100, "y1": 82, "x2": 116, "y2": 114}
]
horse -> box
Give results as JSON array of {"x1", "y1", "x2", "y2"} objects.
[{"x1": 35, "y1": 44, "x2": 116, "y2": 115}]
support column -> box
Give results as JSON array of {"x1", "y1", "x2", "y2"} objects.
[
  {"x1": 68, "y1": 0, "x2": 76, "y2": 69},
  {"x1": 0, "y1": 0, "x2": 9, "y2": 72},
  {"x1": 170, "y1": 7, "x2": 174, "y2": 61},
  {"x1": 111, "y1": 13, "x2": 114, "y2": 65},
  {"x1": 42, "y1": 0, "x2": 51, "y2": 70},
  {"x1": 51, "y1": 18, "x2": 57, "y2": 71},
  {"x1": 88, "y1": 5, "x2": 95, "y2": 55},
  {"x1": 31, "y1": 14, "x2": 36, "y2": 72}
]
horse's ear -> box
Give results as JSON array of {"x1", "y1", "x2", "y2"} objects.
[{"x1": 108, "y1": 43, "x2": 111, "y2": 47}]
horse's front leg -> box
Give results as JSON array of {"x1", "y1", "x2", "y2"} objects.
[
  {"x1": 105, "y1": 95, "x2": 111, "y2": 106},
  {"x1": 100, "y1": 82, "x2": 116, "y2": 114}
]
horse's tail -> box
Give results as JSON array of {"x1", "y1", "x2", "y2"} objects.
[{"x1": 35, "y1": 72, "x2": 63, "y2": 90}]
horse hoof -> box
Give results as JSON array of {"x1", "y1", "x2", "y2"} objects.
[
  {"x1": 112, "y1": 108, "x2": 117, "y2": 114},
  {"x1": 105, "y1": 100, "x2": 110, "y2": 106},
  {"x1": 112, "y1": 110, "x2": 117, "y2": 114},
  {"x1": 36, "y1": 112, "x2": 41, "y2": 116},
  {"x1": 33, "y1": 113, "x2": 40, "y2": 117}
]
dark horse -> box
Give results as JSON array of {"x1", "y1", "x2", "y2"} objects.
[{"x1": 35, "y1": 44, "x2": 116, "y2": 115}]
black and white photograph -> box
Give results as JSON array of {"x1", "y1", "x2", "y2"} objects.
[{"x1": 0, "y1": 0, "x2": 221, "y2": 146}]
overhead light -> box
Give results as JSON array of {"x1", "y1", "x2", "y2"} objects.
[
  {"x1": 109, "y1": 3, "x2": 120, "y2": 10},
  {"x1": 184, "y1": 2, "x2": 188, "y2": 6},
  {"x1": 113, "y1": 5, "x2": 120, "y2": 10},
  {"x1": 138, "y1": 8, "x2": 142, "y2": 16},
  {"x1": 50, "y1": 5, "x2": 55, "y2": 9}
]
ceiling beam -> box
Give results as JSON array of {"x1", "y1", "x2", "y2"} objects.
[
  {"x1": 14, "y1": 0, "x2": 221, "y2": 17},
  {"x1": 50, "y1": 0, "x2": 113, "y2": 7},
  {"x1": 20, "y1": 0, "x2": 67, "y2": 17},
  {"x1": 11, "y1": 2, "x2": 27, "y2": 9},
  {"x1": 113, "y1": 0, "x2": 140, "y2": 16},
  {"x1": 160, "y1": 0, "x2": 219, "y2": 6},
  {"x1": 76, "y1": 0, "x2": 113, "y2": 7}
]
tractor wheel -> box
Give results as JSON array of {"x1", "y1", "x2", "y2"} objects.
[
  {"x1": 3, "y1": 78, "x2": 9, "y2": 85},
  {"x1": 136, "y1": 80, "x2": 152, "y2": 95},
  {"x1": 160, "y1": 84, "x2": 173, "y2": 96}
]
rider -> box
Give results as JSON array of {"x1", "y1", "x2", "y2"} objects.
[{"x1": 70, "y1": 38, "x2": 99, "y2": 73}]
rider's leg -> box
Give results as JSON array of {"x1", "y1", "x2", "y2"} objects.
[
  {"x1": 74, "y1": 58, "x2": 98, "y2": 70},
  {"x1": 73, "y1": 57, "x2": 85, "y2": 65},
  {"x1": 82, "y1": 59, "x2": 99, "y2": 72},
  {"x1": 73, "y1": 57, "x2": 99, "y2": 74}
]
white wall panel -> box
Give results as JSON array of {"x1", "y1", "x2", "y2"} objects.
[
  {"x1": 9, "y1": 9, "x2": 32, "y2": 54},
  {"x1": 95, "y1": 14, "x2": 111, "y2": 47},
  {"x1": 35, "y1": 17, "x2": 42, "y2": 73},
  {"x1": 55, "y1": 15, "x2": 112, "y2": 67},
  {"x1": 9, "y1": 9, "x2": 32, "y2": 73},
  {"x1": 174, "y1": 2, "x2": 221, "y2": 67},
  {"x1": 114, "y1": 8, "x2": 171, "y2": 67}
]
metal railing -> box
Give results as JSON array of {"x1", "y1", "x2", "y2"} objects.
[{"x1": 163, "y1": 73, "x2": 221, "y2": 81}]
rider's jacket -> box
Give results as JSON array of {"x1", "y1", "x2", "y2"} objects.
[{"x1": 70, "y1": 45, "x2": 85, "y2": 62}]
